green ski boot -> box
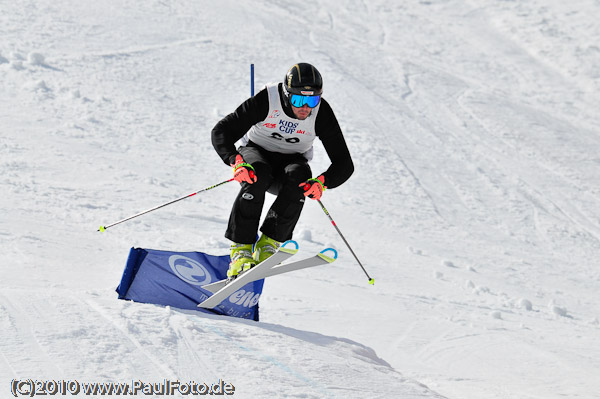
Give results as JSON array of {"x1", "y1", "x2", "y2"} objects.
[
  {"x1": 253, "y1": 234, "x2": 281, "y2": 264},
  {"x1": 227, "y1": 243, "x2": 256, "y2": 281}
]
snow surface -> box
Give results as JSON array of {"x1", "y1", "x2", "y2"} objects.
[{"x1": 2, "y1": 0, "x2": 600, "y2": 398}]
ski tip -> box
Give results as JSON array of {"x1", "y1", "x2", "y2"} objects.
[
  {"x1": 280, "y1": 239, "x2": 299, "y2": 254},
  {"x1": 98, "y1": 225, "x2": 106, "y2": 232},
  {"x1": 369, "y1": 278, "x2": 375, "y2": 285},
  {"x1": 282, "y1": 239, "x2": 299, "y2": 249},
  {"x1": 318, "y1": 248, "x2": 338, "y2": 263}
]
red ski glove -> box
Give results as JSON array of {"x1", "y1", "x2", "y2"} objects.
[
  {"x1": 230, "y1": 154, "x2": 256, "y2": 184},
  {"x1": 299, "y1": 175, "x2": 326, "y2": 200}
]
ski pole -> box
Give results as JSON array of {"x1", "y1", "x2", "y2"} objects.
[
  {"x1": 250, "y1": 63, "x2": 255, "y2": 96},
  {"x1": 98, "y1": 178, "x2": 234, "y2": 232},
  {"x1": 316, "y1": 199, "x2": 375, "y2": 285}
]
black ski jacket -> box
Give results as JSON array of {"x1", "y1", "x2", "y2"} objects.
[{"x1": 211, "y1": 83, "x2": 354, "y2": 189}]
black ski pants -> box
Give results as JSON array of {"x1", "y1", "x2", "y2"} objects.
[{"x1": 226, "y1": 142, "x2": 312, "y2": 244}]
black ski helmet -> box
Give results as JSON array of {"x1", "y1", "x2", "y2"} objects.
[{"x1": 283, "y1": 63, "x2": 323, "y2": 98}]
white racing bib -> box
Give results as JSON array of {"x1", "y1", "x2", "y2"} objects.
[{"x1": 244, "y1": 83, "x2": 320, "y2": 160}]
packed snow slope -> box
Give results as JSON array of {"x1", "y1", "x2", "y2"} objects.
[{"x1": 2, "y1": 1, "x2": 600, "y2": 398}]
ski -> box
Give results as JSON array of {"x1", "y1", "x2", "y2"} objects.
[
  {"x1": 201, "y1": 247, "x2": 339, "y2": 294},
  {"x1": 197, "y1": 240, "x2": 299, "y2": 309},
  {"x1": 263, "y1": 247, "x2": 337, "y2": 278}
]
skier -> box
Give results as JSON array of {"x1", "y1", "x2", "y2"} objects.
[{"x1": 211, "y1": 62, "x2": 354, "y2": 281}]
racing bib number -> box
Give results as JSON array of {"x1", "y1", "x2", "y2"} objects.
[{"x1": 270, "y1": 132, "x2": 300, "y2": 144}]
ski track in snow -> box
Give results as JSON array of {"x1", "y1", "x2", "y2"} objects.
[
  {"x1": 2, "y1": 0, "x2": 600, "y2": 398},
  {"x1": 1, "y1": 287, "x2": 440, "y2": 398}
]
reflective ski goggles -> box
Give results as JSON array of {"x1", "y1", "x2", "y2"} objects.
[{"x1": 290, "y1": 94, "x2": 321, "y2": 108}]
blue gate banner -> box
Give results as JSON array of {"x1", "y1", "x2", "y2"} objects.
[{"x1": 116, "y1": 247, "x2": 264, "y2": 321}]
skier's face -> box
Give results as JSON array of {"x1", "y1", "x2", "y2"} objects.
[{"x1": 291, "y1": 104, "x2": 311, "y2": 120}]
